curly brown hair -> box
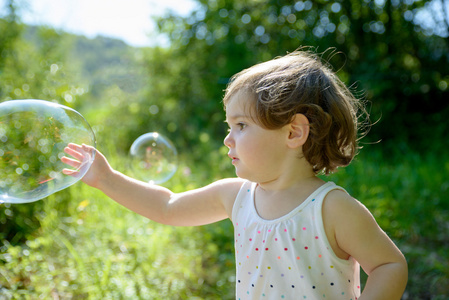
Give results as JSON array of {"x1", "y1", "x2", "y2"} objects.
[{"x1": 223, "y1": 49, "x2": 369, "y2": 175}]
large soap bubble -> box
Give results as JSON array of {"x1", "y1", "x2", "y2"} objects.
[
  {"x1": 0, "y1": 99, "x2": 96, "y2": 204},
  {"x1": 130, "y1": 132, "x2": 177, "y2": 184}
]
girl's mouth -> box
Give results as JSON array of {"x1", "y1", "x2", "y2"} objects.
[{"x1": 228, "y1": 153, "x2": 239, "y2": 164}]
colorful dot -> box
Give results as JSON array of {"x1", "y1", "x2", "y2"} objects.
[
  {"x1": 292, "y1": 238, "x2": 296, "y2": 241},
  {"x1": 319, "y1": 254, "x2": 322, "y2": 258},
  {"x1": 265, "y1": 248, "x2": 269, "y2": 251},
  {"x1": 296, "y1": 256, "x2": 300, "y2": 260},
  {"x1": 267, "y1": 266, "x2": 271, "y2": 269},
  {"x1": 277, "y1": 256, "x2": 281, "y2": 259},
  {"x1": 308, "y1": 266, "x2": 312, "y2": 269},
  {"x1": 255, "y1": 248, "x2": 259, "y2": 251},
  {"x1": 258, "y1": 231, "x2": 261, "y2": 234},
  {"x1": 270, "y1": 285, "x2": 274, "y2": 288},
  {"x1": 275, "y1": 238, "x2": 278, "y2": 241},
  {"x1": 330, "y1": 265, "x2": 334, "y2": 268},
  {"x1": 315, "y1": 236, "x2": 319, "y2": 239},
  {"x1": 284, "y1": 248, "x2": 288, "y2": 251},
  {"x1": 268, "y1": 229, "x2": 272, "y2": 232},
  {"x1": 303, "y1": 227, "x2": 307, "y2": 230},
  {"x1": 249, "y1": 238, "x2": 252, "y2": 241},
  {"x1": 312, "y1": 198, "x2": 315, "y2": 201},
  {"x1": 305, "y1": 246, "x2": 308, "y2": 250}
]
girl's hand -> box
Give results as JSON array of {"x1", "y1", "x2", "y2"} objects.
[{"x1": 61, "y1": 143, "x2": 113, "y2": 189}]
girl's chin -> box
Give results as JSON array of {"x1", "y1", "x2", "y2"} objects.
[{"x1": 235, "y1": 169, "x2": 253, "y2": 181}]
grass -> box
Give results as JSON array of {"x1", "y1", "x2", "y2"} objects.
[{"x1": 0, "y1": 144, "x2": 448, "y2": 299}]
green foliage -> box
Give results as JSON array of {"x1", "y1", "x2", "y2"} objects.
[{"x1": 154, "y1": 0, "x2": 449, "y2": 148}]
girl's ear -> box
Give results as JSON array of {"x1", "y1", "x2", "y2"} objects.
[{"x1": 286, "y1": 113, "x2": 310, "y2": 149}]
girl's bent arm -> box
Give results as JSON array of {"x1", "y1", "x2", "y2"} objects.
[
  {"x1": 323, "y1": 191, "x2": 408, "y2": 300},
  {"x1": 62, "y1": 143, "x2": 243, "y2": 226}
]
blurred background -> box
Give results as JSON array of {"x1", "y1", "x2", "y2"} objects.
[{"x1": 0, "y1": 0, "x2": 448, "y2": 299}]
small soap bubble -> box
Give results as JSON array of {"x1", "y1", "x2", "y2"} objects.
[
  {"x1": 0, "y1": 99, "x2": 96, "y2": 204},
  {"x1": 129, "y1": 132, "x2": 177, "y2": 184}
]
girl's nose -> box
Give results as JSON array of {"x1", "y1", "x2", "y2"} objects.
[{"x1": 224, "y1": 132, "x2": 234, "y2": 148}]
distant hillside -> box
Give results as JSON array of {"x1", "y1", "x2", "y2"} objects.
[{"x1": 23, "y1": 25, "x2": 148, "y2": 97}]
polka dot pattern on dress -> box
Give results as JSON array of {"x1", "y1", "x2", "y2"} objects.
[{"x1": 233, "y1": 181, "x2": 361, "y2": 299}]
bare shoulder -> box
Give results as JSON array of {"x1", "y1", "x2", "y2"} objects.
[
  {"x1": 323, "y1": 188, "x2": 372, "y2": 219},
  {"x1": 322, "y1": 188, "x2": 378, "y2": 260},
  {"x1": 323, "y1": 188, "x2": 378, "y2": 235},
  {"x1": 212, "y1": 177, "x2": 246, "y2": 194},
  {"x1": 211, "y1": 178, "x2": 246, "y2": 217}
]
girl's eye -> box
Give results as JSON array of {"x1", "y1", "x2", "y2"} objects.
[
  {"x1": 237, "y1": 122, "x2": 247, "y2": 130},
  {"x1": 225, "y1": 122, "x2": 247, "y2": 132}
]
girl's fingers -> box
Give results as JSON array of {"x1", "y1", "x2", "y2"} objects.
[
  {"x1": 62, "y1": 168, "x2": 79, "y2": 176},
  {"x1": 81, "y1": 143, "x2": 96, "y2": 151},
  {"x1": 64, "y1": 145, "x2": 86, "y2": 162},
  {"x1": 61, "y1": 156, "x2": 82, "y2": 169},
  {"x1": 61, "y1": 143, "x2": 96, "y2": 177},
  {"x1": 67, "y1": 143, "x2": 84, "y2": 152}
]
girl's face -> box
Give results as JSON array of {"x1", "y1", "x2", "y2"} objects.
[{"x1": 224, "y1": 91, "x2": 291, "y2": 184}]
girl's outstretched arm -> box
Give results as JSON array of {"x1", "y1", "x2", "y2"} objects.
[
  {"x1": 62, "y1": 143, "x2": 243, "y2": 226},
  {"x1": 323, "y1": 190, "x2": 408, "y2": 300}
]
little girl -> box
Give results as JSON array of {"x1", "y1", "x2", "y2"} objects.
[{"x1": 62, "y1": 49, "x2": 408, "y2": 299}]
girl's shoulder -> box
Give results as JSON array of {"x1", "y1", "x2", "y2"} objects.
[
  {"x1": 211, "y1": 178, "x2": 247, "y2": 218},
  {"x1": 322, "y1": 188, "x2": 378, "y2": 260},
  {"x1": 323, "y1": 188, "x2": 372, "y2": 232},
  {"x1": 323, "y1": 188, "x2": 370, "y2": 221},
  {"x1": 213, "y1": 177, "x2": 247, "y2": 191}
]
